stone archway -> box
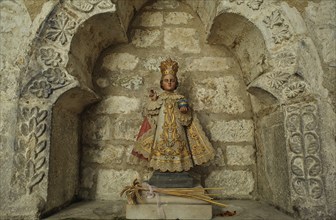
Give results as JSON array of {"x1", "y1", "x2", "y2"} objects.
[
  {"x1": 10, "y1": 0, "x2": 148, "y2": 217},
  {"x1": 205, "y1": 1, "x2": 332, "y2": 218},
  {"x1": 8, "y1": 0, "x2": 334, "y2": 219}
]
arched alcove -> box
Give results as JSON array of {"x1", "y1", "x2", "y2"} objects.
[{"x1": 7, "y1": 1, "x2": 334, "y2": 219}]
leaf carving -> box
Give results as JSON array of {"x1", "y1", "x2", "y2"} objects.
[
  {"x1": 291, "y1": 157, "x2": 304, "y2": 176},
  {"x1": 35, "y1": 140, "x2": 47, "y2": 155},
  {"x1": 305, "y1": 132, "x2": 319, "y2": 154},
  {"x1": 20, "y1": 123, "x2": 29, "y2": 136},
  {"x1": 14, "y1": 154, "x2": 25, "y2": 169},
  {"x1": 292, "y1": 177, "x2": 307, "y2": 196},
  {"x1": 309, "y1": 178, "x2": 323, "y2": 199},
  {"x1": 27, "y1": 160, "x2": 35, "y2": 178},
  {"x1": 21, "y1": 107, "x2": 30, "y2": 120},
  {"x1": 36, "y1": 123, "x2": 46, "y2": 138},
  {"x1": 29, "y1": 118, "x2": 37, "y2": 133},
  {"x1": 28, "y1": 172, "x2": 45, "y2": 194},
  {"x1": 98, "y1": 0, "x2": 114, "y2": 9},
  {"x1": 36, "y1": 110, "x2": 47, "y2": 124},
  {"x1": 289, "y1": 134, "x2": 303, "y2": 154},
  {"x1": 35, "y1": 157, "x2": 46, "y2": 170},
  {"x1": 306, "y1": 156, "x2": 321, "y2": 177}
]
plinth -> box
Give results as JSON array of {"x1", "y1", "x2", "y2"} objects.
[{"x1": 126, "y1": 190, "x2": 212, "y2": 220}]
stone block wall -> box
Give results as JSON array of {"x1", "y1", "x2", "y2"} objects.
[
  {"x1": 1, "y1": 0, "x2": 335, "y2": 219},
  {"x1": 80, "y1": 0, "x2": 256, "y2": 201}
]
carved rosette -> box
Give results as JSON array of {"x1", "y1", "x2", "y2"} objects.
[
  {"x1": 12, "y1": 106, "x2": 49, "y2": 197},
  {"x1": 46, "y1": 12, "x2": 77, "y2": 45},
  {"x1": 27, "y1": 68, "x2": 71, "y2": 99},
  {"x1": 229, "y1": 0, "x2": 264, "y2": 10},
  {"x1": 285, "y1": 103, "x2": 325, "y2": 205},
  {"x1": 69, "y1": 0, "x2": 115, "y2": 13},
  {"x1": 263, "y1": 10, "x2": 292, "y2": 44}
]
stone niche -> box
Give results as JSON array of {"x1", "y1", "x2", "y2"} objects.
[{"x1": 1, "y1": 0, "x2": 335, "y2": 220}]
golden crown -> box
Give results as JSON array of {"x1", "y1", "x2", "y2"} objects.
[{"x1": 160, "y1": 58, "x2": 179, "y2": 76}]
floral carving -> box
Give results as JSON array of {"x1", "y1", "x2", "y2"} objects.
[
  {"x1": 247, "y1": 0, "x2": 263, "y2": 10},
  {"x1": 43, "y1": 68, "x2": 67, "y2": 85},
  {"x1": 263, "y1": 10, "x2": 284, "y2": 29},
  {"x1": 13, "y1": 107, "x2": 48, "y2": 194},
  {"x1": 29, "y1": 81, "x2": 52, "y2": 98},
  {"x1": 28, "y1": 68, "x2": 70, "y2": 98},
  {"x1": 229, "y1": 0, "x2": 245, "y2": 5},
  {"x1": 283, "y1": 82, "x2": 306, "y2": 98},
  {"x1": 263, "y1": 10, "x2": 292, "y2": 44},
  {"x1": 46, "y1": 12, "x2": 76, "y2": 45},
  {"x1": 272, "y1": 25, "x2": 292, "y2": 44},
  {"x1": 267, "y1": 72, "x2": 289, "y2": 89},
  {"x1": 285, "y1": 103, "x2": 324, "y2": 200},
  {"x1": 229, "y1": 0, "x2": 263, "y2": 10},
  {"x1": 70, "y1": 0, "x2": 115, "y2": 12},
  {"x1": 40, "y1": 48, "x2": 62, "y2": 67},
  {"x1": 274, "y1": 52, "x2": 296, "y2": 68}
]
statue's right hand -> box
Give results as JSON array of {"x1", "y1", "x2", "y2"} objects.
[{"x1": 149, "y1": 89, "x2": 158, "y2": 101}]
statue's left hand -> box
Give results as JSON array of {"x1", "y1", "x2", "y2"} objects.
[{"x1": 179, "y1": 106, "x2": 188, "y2": 114}]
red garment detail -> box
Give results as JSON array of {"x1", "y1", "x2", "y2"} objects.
[{"x1": 136, "y1": 116, "x2": 151, "y2": 140}]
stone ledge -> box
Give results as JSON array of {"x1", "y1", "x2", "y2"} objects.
[{"x1": 126, "y1": 203, "x2": 212, "y2": 220}]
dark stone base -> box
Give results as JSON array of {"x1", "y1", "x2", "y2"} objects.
[{"x1": 148, "y1": 171, "x2": 194, "y2": 188}]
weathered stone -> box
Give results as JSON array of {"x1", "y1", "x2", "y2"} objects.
[
  {"x1": 103, "y1": 53, "x2": 139, "y2": 71},
  {"x1": 164, "y1": 28, "x2": 200, "y2": 53},
  {"x1": 113, "y1": 75, "x2": 144, "y2": 90},
  {"x1": 186, "y1": 57, "x2": 234, "y2": 72},
  {"x1": 95, "y1": 169, "x2": 140, "y2": 200},
  {"x1": 208, "y1": 119, "x2": 254, "y2": 143},
  {"x1": 80, "y1": 167, "x2": 96, "y2": 189},
  {"x1": 226, "y1": 145, "x2": 255, "y2": 166},
  {"x1": 164, "y1": 12, "x2": 193, "y2": 24},
  {"x1": 82, "y1": 115, "x2": 111, "y2": 142},
  {"x1": 82, "y1": 145, "x2": 125, "y2": 165},
  {"x1": 126, "y1": 203, "x2": 212, "y2": 220},
  {"x1": 150, "y1": 0, "x2": 179, "y2": 10},
  {"x1": 92, "y1": 96, "x2": 140, "y2": 114},
  {"x1": 110, "y1": 114, "x2": 142, "y2": 141},
  {"x1": 143, "y1": 57, "x2": 165, "y2": 71},
  {"x1": 192, "y1": 76, "x2": 247, "y2": 114},
  {"x1": 312, "y1": 28, "x2": 335, "y2": 63},
  {"x1": 213, "y1": 147, "x2": 225, "y2": 166},
  {"x1": 138, "y1": 12, "x2": 163, "y2": 27},
  {"x1": 132, "y1": 29, "x2": 161, "y2": 48},
  {"x1": 205, "y1": 170, "x2": 254, "y2": 198},
  {"x1": 96, "y1": 77, "x2": 110, "y2": 88}
]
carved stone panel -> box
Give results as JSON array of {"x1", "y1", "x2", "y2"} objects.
[
  {"x1": 285, "y1": 102, "x2": 326, "y2": 208},
  {"x1": 263, "y1": 10, "x2": 292, "y2": 44},
  {"x1": 11, "y1": 106, "x2": 50, "y2": 201}
]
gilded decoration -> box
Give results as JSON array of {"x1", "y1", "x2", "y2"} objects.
[{"x1": 131, "y1": 58, "x2": 215, "y2": 172}]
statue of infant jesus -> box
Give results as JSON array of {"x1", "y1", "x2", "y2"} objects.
[{"x1": 131, "y1": 58, "x2": 215, "y2": 172}]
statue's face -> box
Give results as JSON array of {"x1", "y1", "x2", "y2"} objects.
[{"x1": 161, "y1": 74, "x2": 177, "y2": 91}]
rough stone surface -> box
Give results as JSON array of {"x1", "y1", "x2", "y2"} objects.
[
  {"x1": 83, "y1": 115, "x2": 111, "y2": 142},
  {"x1": 227, "y1": 145, "x2": 255, "y2": 166},
  {"x1": 186, "y1": 57, "x2": 234, "y2": 72},
  {"x1": 91, "y1": 96, "x2": 140, "y2": 114},
  {"x1": 208, "y1": 120, "x2": 254, "y2": 143},
  {"x1": 131, "y1": 29, "x2": 161, "y2": 48},
  {"x1": 165, "y1": 12, "x2": 193, "y2": 24},
  {"x1": 95, "y1": 169, "x2": 140, "y2": 200},
  {"x1": 164, "y1": 28, "x2": 200, "y2": 53},
  {"x1": 192, "y1": 76, "x2": 247, "y2": 114},
  {"x1": 1, "y1": 0, "x2": 335, "y2": 219},
  {"x1": 205, "y1": 170, "x2": 254, "y2": 198},
  {"x1": 138, "y1": 11, "x2": 163, "y2": 27},
  {"x1": 102, "y1": 53, "x2": 139, "y2": 71},
  {"x1": 82, "y1": 144, "x2": 125, "y2": 165}
]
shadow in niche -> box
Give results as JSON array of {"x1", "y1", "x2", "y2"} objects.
[{"x1": 44, "y1": 87, "x2": 100, "y2": 217}]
